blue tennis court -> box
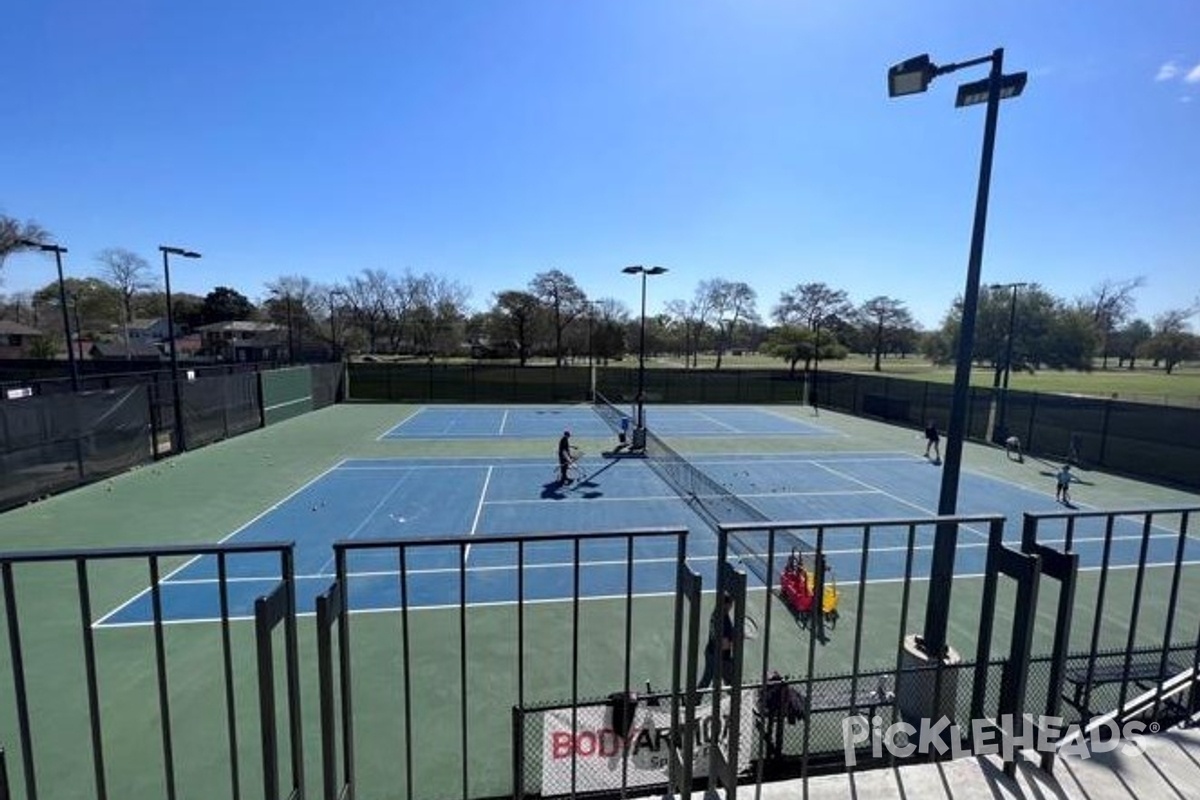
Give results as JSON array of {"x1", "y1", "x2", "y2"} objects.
[
  {"x1": 378, "y1": 403, "x2": 832, "y2": 439},
  {"x1": 97, "y1": 450, "x2": 1200, "y2": 627}
]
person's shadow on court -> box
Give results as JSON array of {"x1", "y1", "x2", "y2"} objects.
[
  {"x1": 541, "y1": 481, "x2": 569, "y2": 500},
  {"x1": 540, "y1": 480, "x2": 604, "y2": 500}
]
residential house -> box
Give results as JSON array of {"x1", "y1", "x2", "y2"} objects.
[
  {"x1": 197, "y1": 321, "x2": 285, "y2": 362},
  {"x1": 125, "y1": 318, "x2": 179, "y2": 344},
  {"x1": 88, "y1": 341, "x2": 163, "y2": 361},
  {"x1": 0, "y1": 321, "x2": 46, "y2": 359}
]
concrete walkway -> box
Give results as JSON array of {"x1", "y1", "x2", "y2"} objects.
[{"x1": 696, "y1": 727, "x2": 1200, "y2": 800}]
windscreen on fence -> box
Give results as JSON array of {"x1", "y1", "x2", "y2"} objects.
[
  {"x1": 0, "y1": 386, "x2": 153, "y2": 510},
  {"x1": 347, "y1": 362, "x2": 592, "y2": 403},
  {"x1": 260, "y1": 366, "x2": 313, "y2": 425},
  {"x1": 310, "y1": 363, "x2": 345, "y2": 409},
  {"x1": 1097, "y1": 401, "x2": 1200, "y2": 484},
  {"x1": 179, "y1": 372, "x2": 262, "y2": 448}
]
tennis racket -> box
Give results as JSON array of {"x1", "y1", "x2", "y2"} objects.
[{"x1": 742, "y1": 613, "x2": 760, "y2": 641}]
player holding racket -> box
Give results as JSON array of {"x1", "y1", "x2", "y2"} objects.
[{"x1": 557, "y1": 430, "x2": 581, "y2": 485}]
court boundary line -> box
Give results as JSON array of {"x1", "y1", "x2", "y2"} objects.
[
  {"x1": 690, "y1": 409, "x2": 740, "y2": 433},
  {"x1": 464, "y1": 466, "x2": 492, "y2": 564},
  {"x1": 153, "y1": 528, "x2": 1198, "y2": 587},
  {"x1": 955, "y1": 460, "x2": 1196, "y2": 541},
  {"x1": 375, "y1": 406, "x2": 424, "y2": 441},
  {"x1": 806, "y1": 461, "x2": 992, "y2": 542},
  {"x1": 332, "y1": 452, "x2": 923, "y2": 470},
  {"x1": 315, "y1": 466, "x2": 416, "y2": 576},
  {"x1": 94, "y1": 556, "x2": 1200, "y2": 630},
  {"x1": 93, "y1": 458, "x2": 352, "y2": 627}
]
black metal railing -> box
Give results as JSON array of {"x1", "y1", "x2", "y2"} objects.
[
  {"x1": 709, "y1": 513, "x2": 1046, "y2": 788},
  {"x1": 1021, "y1": 505, "x2": 1200, "y2": 757},
  {"x1": 4, "y1": 505, "x2": 1196, "y2": 797},
  {"x1": 316, "y1": 527, "x2": 693, "y2": 800},
  {"x1": 0, "y1": 542, "x2": 302, "y2": 800}
]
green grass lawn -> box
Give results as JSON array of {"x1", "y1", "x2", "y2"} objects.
[{"x1": 641, "y1": 352, "x2": 1200, "y2": 405}]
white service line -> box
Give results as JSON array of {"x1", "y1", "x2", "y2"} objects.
[
  {"x1": 376, "y1": 406, "x2": 424, "y2": 440},
  {"x1": 807, "y1": 460, "x2": 992, "y2": 541},
  {"x1": 93, "y1": 458, "x2": 351, "y2": 627},
  {"x1": 499, "y1": 410, "x2": 509, "y2": 436},
  {"x1": 94, "y1": 552, "x2": 1200, "y2": 630},
  {"x1": 128, "y1": 530, "x2": 1197, "y2": 588},
  {"x1": 315, "y1": 469, "x2": 415, "y2": 576},
  {"x1": 465, "y1": 466, "x2": 493, "y2": 564},
  {"x1": 693, "y1": 410, "x2": 740, "y2": 432}
]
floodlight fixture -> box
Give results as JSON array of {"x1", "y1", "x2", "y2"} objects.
[
  {"x1": 17, "y1": 239, "x2": 78, "y2": 390},
  {"x1": 887, "y1": 54, "x2": 937, "y2": 97},
  {"x1": 956, "y1": 72, "x2": 1027, "y2": 107}
]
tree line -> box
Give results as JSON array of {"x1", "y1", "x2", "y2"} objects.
[{"x1": 2, "y1": 212, "x2": 1197, "y2": 371}]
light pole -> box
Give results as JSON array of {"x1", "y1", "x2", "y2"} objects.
[
  {"x1": 581, "y1": 299, "x2": 598, "y2": 368},
  {"x1": 888, "y1": 49, "x2": 1027, "y2": 658},
  {"x1": 160, "y1": 245, "x2": 202, "y2": 453},
  {"x1": 271, "y1": 289, "x2": 296, "y2": 364},
  {"x1": 810, "y1": 314, "x2": 828, "y2": 413},
  {"x1": 329, "y1": 289, "x2": 347, "y2": 361},
  {"x1": 622, "y1": 265, "x2": 668, "y2": 430},
  {"x1": 586, "y1": 301, "x2": 594, "y2": 368},
  {"x1": 17, "y1": 239, "x2": 80, "y2": 391},
  {"x1": 990, "y1": 281, "x2": 1027, "y2": 442},
  {"x1": 69, "y1": 292, "x2": 85, "y2": 361}
]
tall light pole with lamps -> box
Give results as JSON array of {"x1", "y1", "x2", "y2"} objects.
[
  {"x1": 621, "y1": 265, "x2": 667, "y2": 435},
  {"x1": 328, "y1": 289, "x2": 347, "y2": 361},
  {"x1": 17, "y1": 239, "x2": 80, "y2": 391},
  {"x1": 888, "y1": 49, "x2": 1027, "y2": 667},
  {"x1": 160, "y1": 245, "x2": 202, "y2": 453},
  {"x1": 270, "y1": 289, "x2": 296, "y2": 364},
  {"x1": 990, "y1": 281, "x2": 1027, "y2": 442}
]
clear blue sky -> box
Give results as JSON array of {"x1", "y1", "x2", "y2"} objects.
[{"x1": 1, "y1": 0, "x2": 1196, "y2": 328}]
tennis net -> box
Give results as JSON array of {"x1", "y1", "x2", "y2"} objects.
[
  {"x1": 592, "y1": 391, "x2": 629, "y2": 432},
  {"x1": 641, "y1": 426, "x2": 811, "y2": 588}
]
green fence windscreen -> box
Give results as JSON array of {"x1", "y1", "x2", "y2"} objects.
[{"x1": 261, "y1": 366, "x2": 315, "y2": 425}]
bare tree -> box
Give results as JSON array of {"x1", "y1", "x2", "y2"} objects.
[
  {"x1": 265, "y1": 275, "x2": 321, "y2": 359},
  {"x1": 343, "y1": 269, "x2": 392, "y2": 353},
  {"x1": 96, "y1": 247, "x2": 154, "y2": 358},
  {"x1": 530, "y1": 269, "x2": 587, "y2": 366},
  {"x1": 701, "y1": 279, "x2": 759, "y2": 369},
  {"x1": 1085, "y1": 277, "x2": 1145, "y2": 369},
  {"x1": 493, "y1": 290, "x2": 543, "y2": 366},
  {"x1": 409, "y1": 272, "x2": 471, "y2": 356},
  {"x1": 858, "y1": 296, "x2": 914, "y2": 371},
  {"x1": 665, "y1": 290, "x2": 715, "y2": 368},
  {"x1": 774, "y1": 282, "x2": 854, "y2": 331},
  {"x1": 0, "y1": 215, "x2": 52, "y2": 275},
  {"x1": 1145, "y1": 308, "x2": 1198, "y2": 375}
]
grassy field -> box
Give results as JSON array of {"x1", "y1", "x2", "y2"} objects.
[
  {"x1": 643, "y1": 352, "x2": 1200, "y2": 405},
  {"x1": 356, "y1": 352, "x2": 1200, "y2": 405}
]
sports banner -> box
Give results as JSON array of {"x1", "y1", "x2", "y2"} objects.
[{"x1": 539, "y1": 692, "x2": 754, "y2": 795}]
